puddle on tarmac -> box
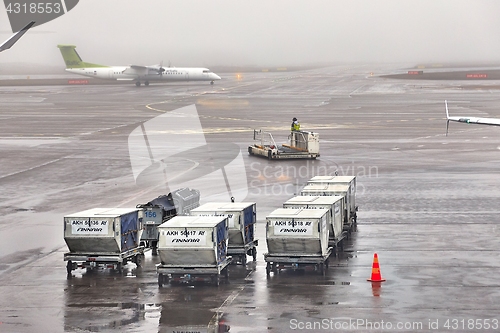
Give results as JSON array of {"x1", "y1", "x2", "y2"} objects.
[
  {"x1": 64, "y1": 303, "x2": 161, "y2": 332},
  {"x1": 64, "y1": 301, "x2": 231, "y2": 332}
]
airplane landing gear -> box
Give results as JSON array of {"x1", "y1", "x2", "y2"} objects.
[
  {"x1": 135, "y1": 81, "x2": 141, "y2": 87},
  {"x1": 144, "y1": 81, "x2": 149, "y2": 86},
  {"x1": 210, "y1": 80, "x2": 214, "y2": 85}
]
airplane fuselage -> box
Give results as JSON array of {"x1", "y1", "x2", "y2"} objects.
[{"x1": 65, "y1": 66, "x2": 220, "y2": 82}]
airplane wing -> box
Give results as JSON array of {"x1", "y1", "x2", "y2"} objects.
[
  {"x1": 124, "y1": 65, "x2": 158, "y2": 75},
  {"x1": 0, "y1": 21, "x2": 35, "y2": 53},
  {"x1": 132, "y1": 64, "x2": 165, "y2": 74},
  {"x1": 445, "y1": 100, "x2": 500, "y2": 136},
  {"x1": 130, "y1": 65, "x2": 148, "y2": 70}
]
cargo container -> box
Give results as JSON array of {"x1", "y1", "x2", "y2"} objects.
[
  {"x1": 300, "y1": 183, "x2": 356, "y2": 232},
  {"x1": 190, "y1": 202, "x2": 257, "y2": 264},
  {"x1": 136, "y1": 188, "x2": 200, "y2": 255},
  {"x1": 64, "y1": 208, "x2": 144, "y2": 274},
  {"x1": 282, "y1": 195, "x2": 345, "y2": 249},
  {"x1": 156, "y1": 216, "x2": 231, "y2": 286},
  {"x1": 264, "y1": 208, "x2": 332, "y2": 275},
  {"x1": 307, "y1": 175, "x2": 358, "y2": 225}
]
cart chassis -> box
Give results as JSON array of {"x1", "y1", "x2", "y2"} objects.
[
  {"x1": 157, "y1": 257, "x2": 233, "y2": 286},
  {"x1": 264, "y1": 247, "x2": 333, "y2": 276}
]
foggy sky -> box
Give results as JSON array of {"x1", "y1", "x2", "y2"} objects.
[{"x1": 1, "y1": 0, "x2": 500, "y2": 68}]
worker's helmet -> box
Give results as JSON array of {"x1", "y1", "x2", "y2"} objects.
[{"x1": 293, "y1": 117, "x2": 297, "y2": 121}]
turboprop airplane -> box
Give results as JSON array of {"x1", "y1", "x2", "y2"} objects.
[
  {"x1": 57, "y1": 44, "x2": 221, "y2": 86},
  {"x1": 0, "y1": 21, "x2": 35, "y2": 53},
  {"x1": 445, "y1": 100, "x2": 500, "y2": 136}
]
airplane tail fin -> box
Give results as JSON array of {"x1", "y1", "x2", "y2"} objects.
[
  {"x1": 445, "y1": 100, "x2": 450, "y2": 136},
  {"x1": 57, "y1": 45, "x2": 107, "y2": 68}
]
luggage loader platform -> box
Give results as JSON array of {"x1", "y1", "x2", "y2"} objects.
[{"x1": 248, "y1": 129, "x2": 320, "y2": 159}]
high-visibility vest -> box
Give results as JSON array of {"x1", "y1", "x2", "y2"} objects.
[{"x1": 291, "y1": 121, "x2": 300, "y2": 131}]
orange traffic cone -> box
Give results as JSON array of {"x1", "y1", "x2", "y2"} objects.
[{"x1": 367, "y1": 253, "x2": 386, "y2": 282}]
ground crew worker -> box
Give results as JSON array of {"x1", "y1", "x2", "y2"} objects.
[
  {"x1": 290, "y1": 117, "x2": 301, "y2": 148},
  {"x1": 291, "y1": 117, "x2": 300, "y2": 131}
]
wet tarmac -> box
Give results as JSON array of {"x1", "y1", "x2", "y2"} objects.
[{"x1": 1, "y1": 65, "x2": 500, "y2": 332}]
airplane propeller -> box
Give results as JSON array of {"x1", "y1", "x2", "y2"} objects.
[{"x1": 157, "y1": 61, "x2": 165, "y2": 76}]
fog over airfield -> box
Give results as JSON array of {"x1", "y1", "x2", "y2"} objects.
[{"x1": 1, "y1": 0, "x2": 500, "y2": 68}]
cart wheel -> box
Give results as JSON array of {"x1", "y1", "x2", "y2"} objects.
[
  {"x1": 158, "y1": 273, "x2": 164, "y2": 287},
  {"x1": 252, "y1": 248, "x2": 257, "y2": 261},
  {"x1": 267, "y1": 150, "x2": 272, "y2": 160},
  {"x1": 241, "y1": 254, "x2": 247, "y2": 265},
  {"x1": 248, "y1": 146, "x2": 253, "y2": 155},
  {"x1": 135, "y1": 254, "x2": 144, "y2": 267},
  {"x1": 152, "y1": 247, "x2": 158, "y2": 256},
  {"x1": 66, "y1": 260, "x2": 73, "y2": 274},
  {"x1": 117, "y1": 263, "x2": 123, "y2": 274},
  {"x1": 266, "y1": 262, "x2": 271, "y2": 276}
]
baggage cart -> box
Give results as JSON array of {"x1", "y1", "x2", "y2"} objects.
[
  {"x1": 283, "y1": 195, "x2": 346, "y2": 250},
  {"x1": 190, "y1": 201, "x2": 258, "y2": 264},
  {"x1": 307, "y1": 175, "x2": 358, "y2": 225},
  {"x1": 264, "y1": 208, "x2": 332, "y2": 275},
  {"x1": 156, "y1": 216, "x2": 230, "y2": 286},
  {"x1": 63, "y1": 208, "x2": 144, "y2": 274},
  {"x1": 301, "y1": 183, "x2": 356, "y2": 233}
]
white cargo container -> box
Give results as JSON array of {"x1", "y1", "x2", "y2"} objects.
[
  {"x1": 283, "y1": 195, "x2": 345, "y2": 248},
  {"x1": 63, "y1": 208, "x2": 144, "y2": 274},
  {"x1": 307, "y1": 175, "x2": 358, "y2": 224},
  {"x1": 301, "y1": 183, "x2": 355, "y2": 232},
  {"x1": 190, "y1": 202, "x2": 257, "y2": 264},
  {"x1": 156, "y1": 216, "x2": 231, "y2": 286},
  {"x1": 264, "y1": 208, "x2": 332, "y2": 275}
]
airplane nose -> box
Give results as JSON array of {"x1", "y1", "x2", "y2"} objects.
[{"x1": 212, "y1": 73, "x2": 221, "y2": 80}]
